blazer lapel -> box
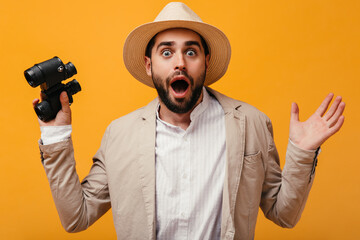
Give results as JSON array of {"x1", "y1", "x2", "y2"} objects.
[
  {"x1": 136, "y1": 98, "x2": 158, "y2": 240},
  {"x1": 207, "y1": 88, "x2": 246, "y2": 239}
]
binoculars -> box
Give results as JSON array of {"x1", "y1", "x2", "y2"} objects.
[{"x1": 24, "y1": 57, "x2": 81, "y2": 122}]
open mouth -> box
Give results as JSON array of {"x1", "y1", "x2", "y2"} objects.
[{"x1": 170, "y1": 76, "x2": 190, "y2": 98}]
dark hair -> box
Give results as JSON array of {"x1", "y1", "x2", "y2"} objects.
[{"x1": 145, "y1": 30, "x2": 210, "y2": 58}]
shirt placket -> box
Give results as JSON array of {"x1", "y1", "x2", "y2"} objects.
[{"x1": 178, "y1": 131, "x2": 191, "y2": 239}]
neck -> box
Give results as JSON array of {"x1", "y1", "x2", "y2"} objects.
[{"x1": 158, "y1": 92, "x2": 203, "y2": 130}]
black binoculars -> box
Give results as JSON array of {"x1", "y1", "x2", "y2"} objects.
[{"x1": 24, "y1": 57, "x2": 81, "y2": 122}]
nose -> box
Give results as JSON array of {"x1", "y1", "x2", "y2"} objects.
[{"x1": 174, "y1": 53, "x2": 186, "y2": 71}]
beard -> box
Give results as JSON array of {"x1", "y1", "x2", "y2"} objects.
[{"x1": 152, "y1": 70, "x2": 206, "y2": 114}]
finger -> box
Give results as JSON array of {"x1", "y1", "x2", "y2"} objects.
[
  {"x1": 323, "y1": 96, "x2": 342, "y2": 121},
  {"x1": 59, "y1": 92, "x2": 71, "y2": 114},
  {"x1": 329, "y1": 115, "x2": 345, "y2": 136},
  {"x1": 32, "y1": 98, "x2": 39, "y2": 108},
  {"x1": 327, "y1": 101, "x2": 345, "y2": 128},
  {"x1": 290, "y1": 102, "x2": 299, "y2": 122},
  {"x1": 315, "y1": 93, "x2": 334, "y2": 116}
]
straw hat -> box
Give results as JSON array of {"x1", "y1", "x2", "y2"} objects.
[{"x1": 123, "y1": 2, "x2": 231, "y2": 88}]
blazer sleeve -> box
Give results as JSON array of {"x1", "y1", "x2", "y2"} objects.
[
  {"x1": 39, "y1": 126, "x2": 111, "y2": 232},
  {"x1": 259, "y1": 117, "x2": 318, "y2": 228}
]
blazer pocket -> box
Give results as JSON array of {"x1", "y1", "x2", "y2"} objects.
[
  {"x1": 241, "y1": 151, "x2": 264, "y2": 206},
  {"x1": 244, "y1": 151, "x2": 262, "y2": 166},
  {"x1": 235, "y1": 151, "x2": 265, "y2": 235}
]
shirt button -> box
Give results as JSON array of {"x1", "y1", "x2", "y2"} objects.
[
  {"x1": 181, "y1": 212, "x2": 185, "y2": 217},
  {"x1": 183, "y1": 173, "x2": 187, "y2": 179}
]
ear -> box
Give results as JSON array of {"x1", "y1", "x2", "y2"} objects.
[
  {"x1": 205, "y1": 54, "x2": 210, "y2": 70},
  {"x1": 144, "y1": 56, "x2": 152, "y2": 77}
]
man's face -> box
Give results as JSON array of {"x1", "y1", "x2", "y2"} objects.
[{"x1": 145, "y1": 28, "x2": 209, "y2": 114}]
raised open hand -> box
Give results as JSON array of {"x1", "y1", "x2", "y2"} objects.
[
  {"x1": 289, "y1": 93, "x2": 345, "y2": 150},
  {"x1": 32, "y1": 91, "x2": 72, "y2": 127}
]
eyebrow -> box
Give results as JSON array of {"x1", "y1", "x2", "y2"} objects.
[
  {"x1": 156, "y1": 41, "x2": 174, "y2": 51},
  {"x1": 185, "y1": 41, "x2": 201, "y2": 49},
  {"x1": 156, "y1": 41, "x2": 202, "y2": 51}
]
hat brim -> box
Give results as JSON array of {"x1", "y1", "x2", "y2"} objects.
[{"x1": 123, "y1": 20, "x2": 231, "y2": 88}]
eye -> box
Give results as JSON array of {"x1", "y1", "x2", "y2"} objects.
[
  {"x1": 186, "y1": 49, "x2": 196, "y2": 56},
  {"x1": 162, "y1": 50, "x2": 172, "y2": 57}
]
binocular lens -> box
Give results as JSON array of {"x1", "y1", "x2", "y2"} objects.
[
  {"x1": 34, "y1": 101, "x2": 53, "y2": 122},
  {"x1": 66, "y1": 79, "x2": 82, "y2": 95},
  {"x1": 24, "y1": 66, "x2": 45, "y2": 88}
]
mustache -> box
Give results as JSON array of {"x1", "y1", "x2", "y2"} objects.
[{"x1": 166, "y1": 71, "x2": 193, "y2": 85}]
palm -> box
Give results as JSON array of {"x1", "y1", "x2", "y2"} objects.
[{"x1": 289, "y1": 93, "x2": 345, "y2": 150}]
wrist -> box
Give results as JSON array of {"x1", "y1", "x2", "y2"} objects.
[{"x1": 289, "y1": 138, "x2": 319, "y2": 151}]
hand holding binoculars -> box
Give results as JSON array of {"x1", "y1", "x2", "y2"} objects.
[{"x1": 25, "y1": 57, "x2": 81, "y2": 122}]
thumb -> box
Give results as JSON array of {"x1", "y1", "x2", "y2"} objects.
[
  {"x1": 60, "y1": 91, "x2": 71, "y2": 114},
  {"x1": 290, "y1": 102, "x2": 299, "y2": 122}
]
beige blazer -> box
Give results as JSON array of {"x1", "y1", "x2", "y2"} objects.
[{"x1": 39, "y1": 88, "x2": 317, "y2": 240}]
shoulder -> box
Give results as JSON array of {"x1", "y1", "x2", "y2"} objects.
[
  {"x1": 207, "y1": 88, "x2": 276, "y2": 153},
  {"x1": 207, "y1": 87, "x2": 271, "y2": 123},
  {"x1": 207, "y1": 87, "x2": 274, "y2": 141},
  {"x1": 106, "y1": 98, "x2": 158, "y2": 133},
  {"x1": 110, "y1": 107, "x2": 144, "y2": 126}
]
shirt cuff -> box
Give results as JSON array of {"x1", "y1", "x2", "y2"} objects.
[{"x1": 40, "y1": 125, "x2": 72, "y2": 145}]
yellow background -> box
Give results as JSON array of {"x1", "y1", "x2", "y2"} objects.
[{"x1": 1, "y1": 0, "x2": 359, "y2": 239}]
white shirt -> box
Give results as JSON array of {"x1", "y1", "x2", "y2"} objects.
[{"x1": 155, "y1": 88, "x2": 226, "y2": 240}]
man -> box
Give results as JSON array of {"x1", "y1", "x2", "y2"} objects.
[{"x1": 33, "y1": 2, "x2": 345, "y2": 240}]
